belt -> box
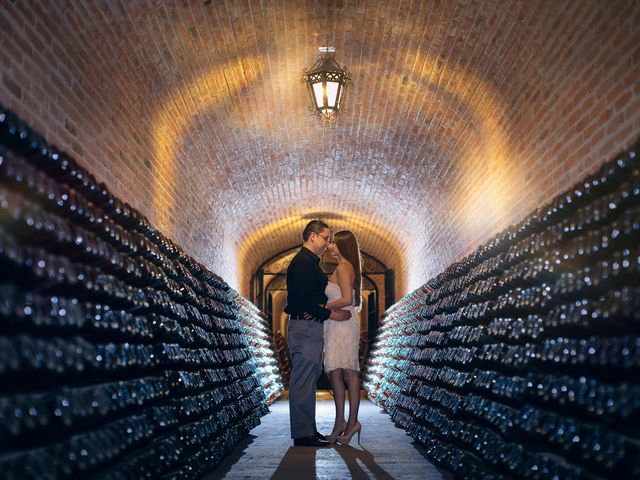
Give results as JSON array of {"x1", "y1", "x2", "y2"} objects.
[{"x1": 289, "y1": 315, "x2": 322, "y2": 323}]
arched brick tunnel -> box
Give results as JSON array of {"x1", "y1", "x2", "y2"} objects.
[{"x1": 0, "y1": 1, "x2": 638, "y2": 478}]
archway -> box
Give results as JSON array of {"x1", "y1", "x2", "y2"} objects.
[
  {"x1": 252, "y1": 246, "x2": 393, "y2": 387},
  {"x1": 252, "y1": 246, "x2": 393, "y2": 336}
]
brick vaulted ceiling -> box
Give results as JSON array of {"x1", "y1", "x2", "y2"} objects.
[{"x1": 1, "y1": 1, "x2": 638, "y2": 297}]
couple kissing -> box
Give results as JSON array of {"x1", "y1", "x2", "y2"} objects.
[{"x1": 284, "y1": 220, "x2": 363, "y2": 447}]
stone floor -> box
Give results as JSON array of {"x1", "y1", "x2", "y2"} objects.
[{"x1": 203, "y1": 393, "x2": 449, "y2": 480}]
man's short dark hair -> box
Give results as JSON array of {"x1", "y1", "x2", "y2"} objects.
[{"x1": 302, "y1": 220, "x2": 330, "y2": 242}]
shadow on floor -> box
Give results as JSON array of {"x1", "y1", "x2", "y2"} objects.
[
  {"x1": 271, "y1": 445, "x2": 394, "y2": 480},
  {"x1": 202, "y1": 398, "x2": 449, "y2": 479},
  {"x1": 204, "y1": 433, "x2": 258, "y2": 479}
]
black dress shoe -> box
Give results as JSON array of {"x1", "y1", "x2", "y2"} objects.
[
  {"x1": 315, "y1": 431, "x2": 328, "y2": 441},
  {"x1": 293, "y1": 436, "x2": 331, "y2": 447}
]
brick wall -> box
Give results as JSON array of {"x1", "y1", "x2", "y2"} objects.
[{"x1": 1, "y1": 0, "x2": 638, "y2": 297}]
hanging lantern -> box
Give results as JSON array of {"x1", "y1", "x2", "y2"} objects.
[{"x1": 301, "y1": 47, "x2": 352, "y2": 124}]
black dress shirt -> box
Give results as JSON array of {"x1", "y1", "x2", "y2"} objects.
[{"x1": 284, "y1": 246, "x2": 331, "y2": 322}]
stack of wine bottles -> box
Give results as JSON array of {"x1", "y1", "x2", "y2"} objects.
[
  {"x1": 358, "y1": 331, "x2": 369, "y2": 369},
  {"x1": 364, "y1": 289, "x2": 425, "y2": 408},
  {"x1": 0, "y1": 105, "x2": 282, "y2": 479},
  {"x1": 230, "y1": 292, "x2": 283, "y2": 405},
  {"x1": 272, "y1": 331, "x2": 291, "y2": 388},
  {"x1": 364, "y1": 141, "x2": 640, "y2": 479}
]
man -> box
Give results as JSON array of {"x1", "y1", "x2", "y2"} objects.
[{"x1": 285, "y1": 220, "x2": 351, "y2": 447}]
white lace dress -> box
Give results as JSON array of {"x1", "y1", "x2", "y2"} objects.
[{"x1": 323, "y1": 281, "x2": 360, "y2": 373}]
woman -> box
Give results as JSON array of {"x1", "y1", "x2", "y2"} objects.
[{"x1": 322, "y1": 230, "x2": 363, "y2": 445}]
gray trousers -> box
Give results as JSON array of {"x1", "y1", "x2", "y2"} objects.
[{"x1": 287, "y1": 318, "x2": 324, "y2": 438}]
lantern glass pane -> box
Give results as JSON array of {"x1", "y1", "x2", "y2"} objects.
[
  {"x1": 336, "y1": 83, "x2": 343, "y2": 108},
  {"x1": 312, "y1": 82, "x2": 325, "y2": 109},
  {"x1": 326, "y1": 81, "x2": 339, "y2": 107}
]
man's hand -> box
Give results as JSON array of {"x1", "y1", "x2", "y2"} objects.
[
  {"x1": 302, "y1": 309, "x2": 351, "y2": 321},
  {"x1": 329, "y1": 309, "x2": 351, "y2": 321}
]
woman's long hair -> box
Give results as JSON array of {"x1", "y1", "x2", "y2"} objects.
[{"x1": 333, "y1": 230, "x2": 362, "y2": 308}]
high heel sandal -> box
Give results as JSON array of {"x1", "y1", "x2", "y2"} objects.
[
  {"x1": 328, "y1": 421, "x2": 347, "y2": 443},
  {"x1": 337, "y1": 421, "x2": 361, "y2": 445}
]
